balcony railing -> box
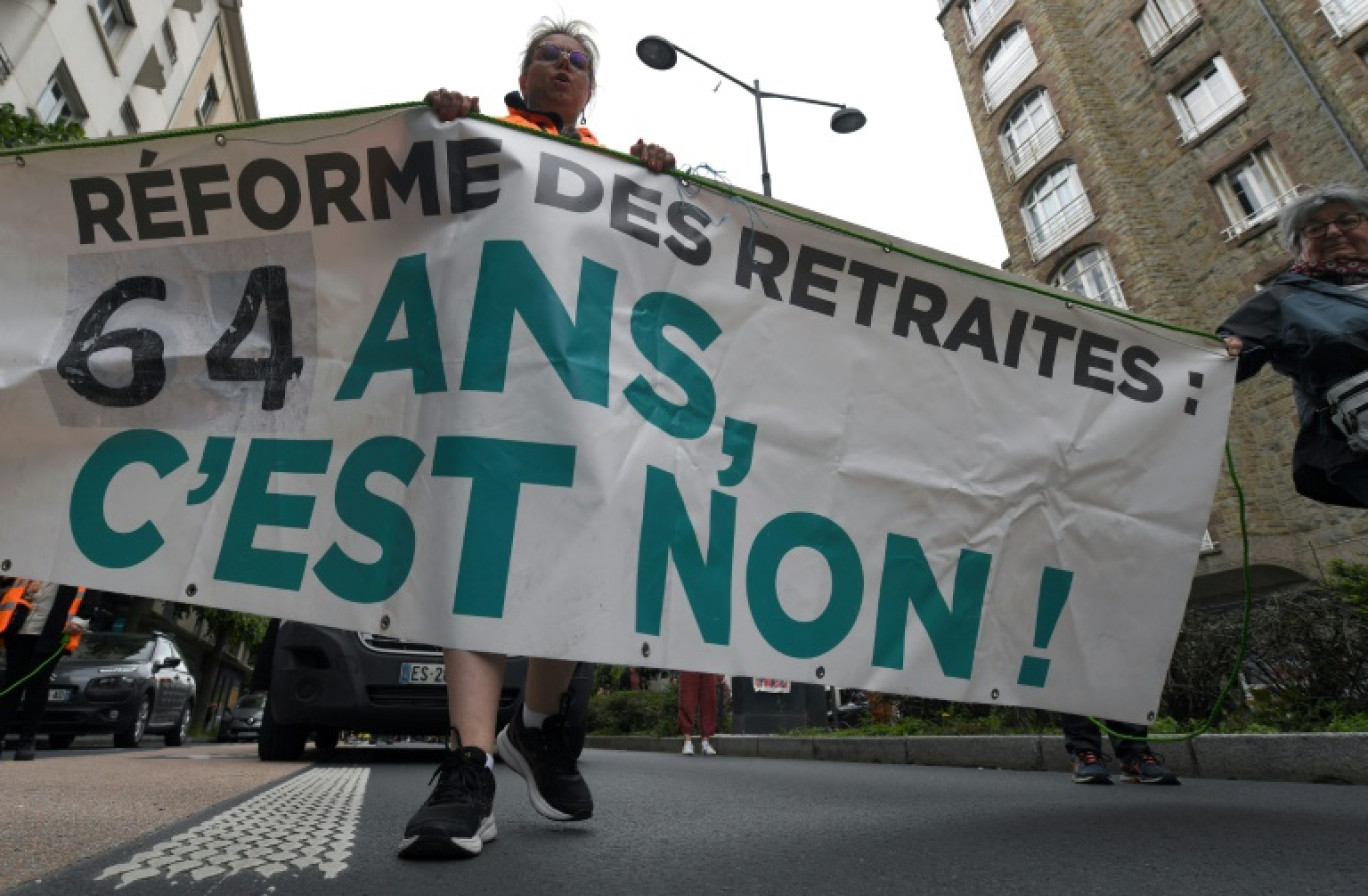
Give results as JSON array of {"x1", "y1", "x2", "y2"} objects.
[
  {"x1": 982, "y1": 48, "x2": 1038, "y2": 113},
  {"x1": 1140, "y1": 7, "x2": 1200, "y2": 57},
  {"x1": 1026, "y1": 192, "x2": 1095, "y2": 260},
  {"x1": 1220, "y1": 184, "x2": 1304, "y2": 242},
  {"x1": 965, "y1": 0, "x2": 1016, "y2": 51},
  {"x1": 1003, "y1": 113, "x2": 1064, "y2": 182},
  {"x1": 1176, "y1": 89, "x2": 1246, "y2": 144},
  {"x1": 1321, "y1": 0, "x2": 1368, "y2": 39}
]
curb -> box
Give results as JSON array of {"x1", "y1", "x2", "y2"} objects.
[{"x1": 586, "y1": 732, "x2": 1367, "y2": 785}]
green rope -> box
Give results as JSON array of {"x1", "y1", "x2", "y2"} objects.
[
  {"x1": 0, "y1": 100, "x2": 1235, "y2": 352},
  {"x1": 0, "y1": 638, "x2": 71, "y2": 697},
  {"x1": 1090, "y1": 440, "x2": 1254, "y2": 744}
]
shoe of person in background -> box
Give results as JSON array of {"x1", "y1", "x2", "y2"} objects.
[
  {"x1": 497, "y1": 707, "x2": 594, "y2": 821},
  {"x1": 1070, "y1": 749, "x2": 1113, "y2": 785},
  {"x1": 682, "y1": 738, "x2": 695, "y2": 756},
  {"x1": 397, "y1": 744, "x2": 497, "y2": 858},
  {"x1": 700, "y1": 739, "x2": 716, "y2": 756},
  {"x1": 1120, "y1": 751, "x2": 1181, "y2": 785},
  {"x1": 14, "y1": 738, "x2": 36, "y2": 762}
]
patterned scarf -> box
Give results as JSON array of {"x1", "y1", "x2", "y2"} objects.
[{"x1": 1289, "y1": 256, "x2": 1368, "y2": 286}]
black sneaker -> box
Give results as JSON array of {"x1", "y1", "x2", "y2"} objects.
[
  {"x1": 1069, "y1": 749, "x2": 1113, "y2": 785},
  {"x1": 1120, "y1": 751, "x2": 1181, "y2": 785},
  {"x1": 14, "y1": 738, "x2": 35, "y2": 762},
  {"x1": 398, "y1": 745, "x2": 497, "y2": 858},
  {"x1": 496, "y1": 706, "x2": 593, "y2": 821}
]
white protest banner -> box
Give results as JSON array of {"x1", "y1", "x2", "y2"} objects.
[{"x1": 0, "y1": 107, "x2": 1233, "y2": 723}]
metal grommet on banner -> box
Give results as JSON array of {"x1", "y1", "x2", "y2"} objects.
[
  {"x1": 0, "y1": 559, "x2": 11, "y2": 572},
  {"x1": 214, "y1": 134, "x2": 227, "y2": 147},
  {"x1": 380, "y1": 614, "x2": 391, "y2": 631},
  {"x1": 640, "y1": 642, "x2": 651, "y2": 658},
  {"x1": 990, "y1": 688, "x2": 1000, "y2": 700},
  {"x1": 815, "y1": 666, "x2": 826, "y2": 679},
  {"x1": 185, "y1": 583, "x2": 198, "y2": 597}
]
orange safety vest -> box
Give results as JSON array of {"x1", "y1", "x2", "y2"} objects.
[
  {"x1": 0, "y1": 580, "x2": 86, "y2": 650},
  {"x1": 501, "y1": 92, "x2": 600, "y2": 145}
]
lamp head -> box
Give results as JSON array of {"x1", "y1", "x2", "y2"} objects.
[
  {"x1": 636, "y1": 35, "x2": 678, "y2": 70},
  {"x1": 830, "y1": 107, "x2": 867, "y2": 134}
]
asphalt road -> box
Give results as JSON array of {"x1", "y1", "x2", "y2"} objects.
[{"x1": 4, "y1": 741, "x2": 1366, "y2": 895}]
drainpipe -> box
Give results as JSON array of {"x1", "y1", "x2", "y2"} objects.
[{"x1": 1249, "y1": 0, "x2": 1368, "y2": 174}]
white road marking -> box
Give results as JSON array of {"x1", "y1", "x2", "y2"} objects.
[{"x1": 94, "y1": 766, "x2": 368, "y2": 888}]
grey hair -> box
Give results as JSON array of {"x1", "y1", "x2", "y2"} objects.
[
  {"x1": 520, "y1": 17, "x2": 599, "y2": 92},
  {"x1": 1277, "y1": 183, "x2": 1368, "y2": 255}
]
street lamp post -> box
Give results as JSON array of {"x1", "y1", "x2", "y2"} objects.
[{"x1": 636, "y1": 35, "x2": 866, "y2": 197}]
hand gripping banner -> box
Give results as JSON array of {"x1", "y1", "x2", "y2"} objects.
[{"x1": 0, "y1": 107, "x2": 1234, "y2": 723}]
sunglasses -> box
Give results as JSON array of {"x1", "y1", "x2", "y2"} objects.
[
  {"x1": 1300, "y1": 213, "x2": 1367, "y2": 241},
  {"x1": 535, "y1": 43, "x2": 590, "y2": 72}
]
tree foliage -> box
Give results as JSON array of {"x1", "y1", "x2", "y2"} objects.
[
  {"x1": 172, "y1": 605, "x2": 270, "y2": 655},
  {"x1": 0, "y1": 102, "x2": 85, "y2": 149}
]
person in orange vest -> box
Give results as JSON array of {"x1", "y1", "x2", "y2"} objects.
[
  {"x1": 400, "y1": 16, "x2": 674, "y2": 861},
  {"x1": 0, "y1": 579, "x2": 88, "y2": 760}
]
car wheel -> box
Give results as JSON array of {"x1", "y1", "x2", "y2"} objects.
[
  {"x1": 115, "y1": 695, "x2": 152, "y2": 747},
  {"x1": 314, "y1": 727, "x2": 340, "y2": 758},
  {"x1": 257, "y1": 705, "x2": 308, "y2": 761},
  {"x1": 47, "y1": 734, "x2": 75, "y2": 749},
  {"x1": 164, "y1": 702, "x2": 192, "y2": 747}
]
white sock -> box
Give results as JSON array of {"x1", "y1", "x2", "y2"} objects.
[
  {"x1": 484, "y1": 753, "x2": 494, "y2": 770},
  {"x1": 522, "y1": 705, "x2": 550, "y2": 730}
]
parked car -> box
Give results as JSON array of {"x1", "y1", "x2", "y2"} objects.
[
  {"x1": 217, "y1": 692, "x2": 268, "y2": 742},
  {"x1": 255, "y1": 620, "x2": 593, "y2": 761},
  {"x1": 41, "y1": 631, "x2": 197, "y2": 748}
]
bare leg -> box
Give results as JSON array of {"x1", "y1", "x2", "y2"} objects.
[
  {"x1": 522, "y1": 657, "x2": 577, "y2": 716},
  {"x1": 444, "y1": 648, "x2": 506, "y2": 752}
]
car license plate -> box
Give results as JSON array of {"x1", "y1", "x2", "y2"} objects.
[
  {"x1": 48, "y1": 688, "x2": 71, "y2": 702},
  {"x1": 399, "y1": 662, "x2": 445, "y2": 685}
]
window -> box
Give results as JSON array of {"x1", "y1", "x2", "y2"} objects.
[
  {"x1": 96, "y1": 0, "x2": 132, "y2": 39},
  {"x1": 1213, "y1": 147, "x2": 1298, "y2": 241},
  {"x1": 962, "y1": 0, "x2": 1015, "y2": 50},
  {"x1": 1054, "y1": 246, "x2": 1126, "y2": 309},
  {"x1": 982, "y1": 24, "x2": 1037, "y2": 112},
  {"x1": 1168, "y1": 56, "x2": 1244, "y2": 143},
  {"x1": 197, "y1": 76, "x2": 219, "y2": 125},
  {"x1": 1134, "y1": 0, "x2": 1199, "y2": 57},
  {"x1": 162, "y1": 19, "x2": 179, "y2": 64},
  {"x1": 1321, "y1": 0, "x2": 1368, "y2": 39},
  {"x1": 35, "y1": 66, "x2": 83, "y2": 124},
  {"x1": 1021, "y1": 162, "x2": 1094, "y2": 260},
  {"x1": 120, "y1": 96, "x2": 140, "y2": 134},
  {"x1": 999, "y1": 88, "x2": 1063, "y2": 181}
]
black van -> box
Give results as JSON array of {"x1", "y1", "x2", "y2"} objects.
[{"x1": 255, "y1": 620, "x2": 593, "y2": 760}]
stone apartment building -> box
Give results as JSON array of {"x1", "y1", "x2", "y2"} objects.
[
  {"x1": 936, "y1": 0, "x2": 1368, "y2": 602},
  {"x1": 0, "y1": 0, "x2": 255, "y2": 136},
  {"x1": 0, "y1": 0, "x2": 260, "y2": 720}
]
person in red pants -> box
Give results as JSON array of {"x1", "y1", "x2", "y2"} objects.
[{"x1": 678, "y1": 671, "x2": 722, "y2": 756}]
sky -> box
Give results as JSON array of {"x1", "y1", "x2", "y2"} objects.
[{"x1": 239, "y1": 2, "x2": 1009, "y2": 268}]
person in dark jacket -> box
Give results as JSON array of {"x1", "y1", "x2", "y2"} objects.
[{"x1": 1219, "y1": 184, "x2": 1368, "y2": 507}]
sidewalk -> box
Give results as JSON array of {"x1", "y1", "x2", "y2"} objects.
[{"x1": 586, "y1": 732, "x2": 1368, "y2": 785}]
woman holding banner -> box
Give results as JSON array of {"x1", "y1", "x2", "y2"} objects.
[
  {"x1": 1219, "y1": 184, "x2": 1368, "y2": 507},
  {"x1": 399, "y1": 17, "x2": 675, "y2": 860}
]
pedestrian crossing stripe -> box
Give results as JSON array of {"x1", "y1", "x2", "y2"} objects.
[{"x1": 94, "y1": 766, "x2": 368, "y2": 887}]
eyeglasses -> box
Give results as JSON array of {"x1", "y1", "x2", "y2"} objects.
[
  {"x1": 535, "y1": 43, "x2": 590, "y2": 72},
  {"x1": 1300, "y1": 213, "x2": 1367, "y2": 241}
]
